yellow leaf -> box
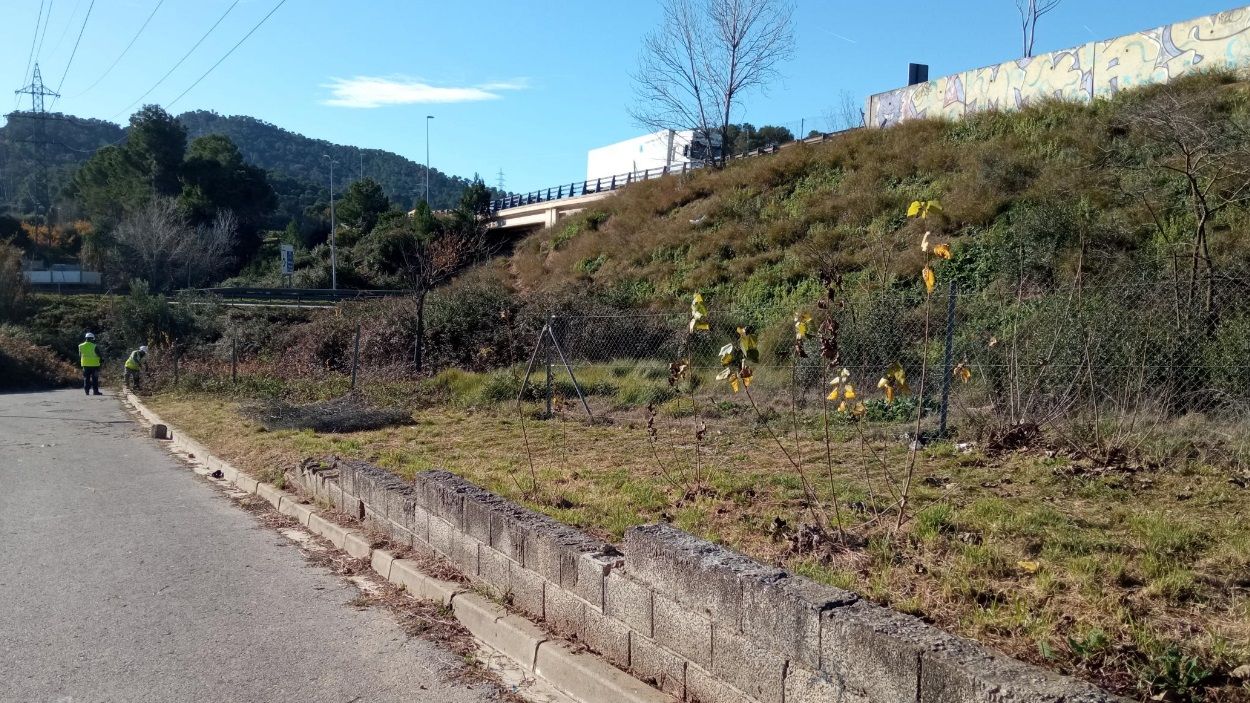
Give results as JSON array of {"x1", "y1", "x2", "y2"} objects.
[
  {"x1": 921, "y1": 231, "x2": 930, "y2": 252},
  {"x1": 828, "y1": 388, "x2": 841, "y2": 401},
  {"x1": 922, "y1": 265, "x2": 936, "y2": 294},
  {"x1": 884, "y1": 385, "x2": 895, "y2": 404},
  {"x1": 907, "y1": 201, "x2": 922, "y2": 217},
  {"x1": 1017, "y1": 560, "x2": 1040, "y2": 574},
  {"x1": 836, "y1": 401, "x2": 848, "y2": 413},
  {"x1": 716, "y1": 367, "x2": 732, "y2": 381},
  {"x1": 926, "y1": 199, "x2": 943, "y2": 213},
  {"x1": 853, "y1": 402, "x2": 866, "y2": 418},
  {"x1": 954, "y1": 362, "x2": 972, "y2": 384},
  {"x1": 719, "y1": 344, "x2": 735, "y2": 366},
  {"x1": 932, "y1": 243, "x2": 952, "y2": 260},
  {"x1": 729, "y1": 376, "x2": 741, "y2": 393},
  {"x1": 794, "y1": 311, "x2": 812, "y2": 340},
  {"x1": 843, "y1": 384, "x2": 856, "y2": 400}
]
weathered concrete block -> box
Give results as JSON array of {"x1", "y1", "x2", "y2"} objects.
[
  {"x1": 409, "y1": 503, "x2": 430, "y2": 544},
  {"x1": 416, "y1": 470, "x2": 468, "y2": 528},
  {"x1": 917, "y1": 632, "x2": 1128, "y2": 703},
  {"x1": 686, "y1": 661, "x2": 753, "y2": 703},
  {"x1": 543, "y1": 583, "x2": 587, "y2": 639},
  {"x1": 581, "y1": 604, "x2": 631, "y2": 670},
  {"x1": 477, "y1": 545, "x2": 513, "y2": 597},
  {"x1": 383, "y1": 488, "x2": 415, "y2": 530},
  {"x1": 451, "y1": 533, "x2": 481, "y2": 577},
  {"x1": 488, "y1": 502, "x2": 530, "y2": 562},
  {"x1": 629, "y1": 632, "x2": 686, "y2": 700},
  {"x1": 428, "y1": 516, "x2": 458, "y2": 560},
  {"x1": 821, "y1": 600, "x2": 930, "y2": 703},
  {"x1": 150, "y1": 423, "x2": 168, "y2": 439},
  {"x1": 711, "y1": 625, "x2": 786, "y2": 703},
  {"x1": 462, "y1": 491, "x2": 496, "y2": 544},
  {"x1": 522, "y1": 521, "x2": 603, "y2": 590},
  {"x1": 576, "y1": 551, "x2": 622, "y2": 612},
  {"x1": 605, "y1": 570, "x2": 653, "y2": 637},
  {"x1": 508, "y1": 559, "x2": 545, "y2": 620},
  {"x1": 652, "y1": 592, "x2": 711, "y2": 668},
  {"x1": 623, "y1": 523, "x2": 785, "y2": 630},
  {"x1": 784, "y1": 665, "x2": 869, "y2": 703},
  {"x1": 742, "y1": 573, "x2": 857, "y2": 672},
  {"x1": 387, "y1": 524, "x2": 415, "y2": 549}
]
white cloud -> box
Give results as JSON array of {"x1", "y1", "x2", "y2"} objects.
[{"x1": 321, "y1": 76, "x2": 528, "y2": 108}]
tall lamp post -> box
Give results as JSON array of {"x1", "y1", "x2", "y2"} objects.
[
  {"x1": 322, "y1": 154, "x2": 338, "y2": 290},
  {"x1": 425, "y1": 115, "x2": 434, "y2": 206}
]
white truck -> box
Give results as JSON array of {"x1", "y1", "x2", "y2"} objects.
[{"x1": 585, "y1": 129, "x2": 721, "y2": 183}]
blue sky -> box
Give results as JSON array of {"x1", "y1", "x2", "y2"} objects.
[{"x1": 2, "y1": 1, "x2": 1241, "y2": 194}]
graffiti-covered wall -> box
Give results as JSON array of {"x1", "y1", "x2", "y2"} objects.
[{"x1": 867, "y1": 5, "x2": 1250, "y2": 128}]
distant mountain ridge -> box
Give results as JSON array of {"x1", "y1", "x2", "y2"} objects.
[
  {"x1": 0, "y1": 109, "x2": 483, "y2": 215},
  {"x1": 176, "y1": 110, "x2": 479, "y2": 210}
]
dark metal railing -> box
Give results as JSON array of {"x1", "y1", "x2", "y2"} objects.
[{"x1": 488, "y1": 127, "x2": 862, "y2": 215}]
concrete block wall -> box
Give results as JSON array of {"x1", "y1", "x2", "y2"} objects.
[{"x1": 291, "y1": 457, "x2": 1124, "y2": 703}]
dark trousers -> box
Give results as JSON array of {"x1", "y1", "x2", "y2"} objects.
[{"x1": 83, "y1": 368, "x2": 100, "y2": 394}]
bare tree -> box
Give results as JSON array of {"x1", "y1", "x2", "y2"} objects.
[
  {"x1": 184, "y1": 210, "x2": 237, "y2": 288},
  {"x1": 112, "y1": 197, "x2": 237, "y2": 290},
  {"x1": 632, "y1": 0, "x2": 794, "y2": 165},
  {"x1": 1117, "y1": 86, "x2": 1250, "y2": 317},
  {"x1": 824, "y1": 89, "x2": 865, "y2": 132},
  {"x1": 1015, "y1": 0, "x2": 1062, "y2": 58}
]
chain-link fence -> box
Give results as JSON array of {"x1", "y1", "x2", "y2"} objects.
[{"x1": 137, "y1": 275, "x2": 1250, "y2": 447}]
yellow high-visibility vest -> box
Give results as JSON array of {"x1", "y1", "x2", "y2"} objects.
[
  {"x1": 79, "y1": 341, "x2": 101, "y2": 368},
  {"x1": 125, "y1": 350, "x2": 143, "y2": 371}
]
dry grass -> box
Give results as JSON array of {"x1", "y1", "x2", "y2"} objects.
[{"x1": 148, "y1": 391, "x2": 1250, "y2": 701}]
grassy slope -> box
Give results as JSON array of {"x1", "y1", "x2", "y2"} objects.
[{"x1": 491, "y1": 72, "x2": 1250, "y2": 321}]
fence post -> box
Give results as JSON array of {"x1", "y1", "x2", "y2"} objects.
[
  {"x1": 350, "y1": 323, "x2": 361, "y2": 390},
  {"x1": 938, "y1": 281, "x2": 958, "y2": 438},
  {"x1": 545, "y1": 314, "x2": 554, "y2": 419},
  {"x1": 231, "y1": 337, "x2": 237, "y2": 385}
]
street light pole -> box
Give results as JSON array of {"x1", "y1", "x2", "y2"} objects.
[
  {"x1": 322, "y1": 154, "x2": 338, "y2": 290},
  {"x1": 425, "y1": 115, "x2": 433, "y2": 206}
]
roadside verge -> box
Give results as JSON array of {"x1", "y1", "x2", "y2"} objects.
[{"x1": 123, "y1": 392, "x2": 671, "y2": 703}]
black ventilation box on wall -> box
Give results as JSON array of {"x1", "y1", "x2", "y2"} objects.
[{"x1": 908, "y1": 63, "x2": 929, "y2": 86}]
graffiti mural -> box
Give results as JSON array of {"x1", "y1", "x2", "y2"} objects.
[{"x1": 868, "y1": 5, "x2": 1250, "y2": 128}]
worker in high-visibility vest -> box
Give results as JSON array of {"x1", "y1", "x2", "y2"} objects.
[
  {"x1": 79, "y1": 332, "x2": 102, "y2": 396},
  {"x1": 124, "y1": 345, "x2": 148, "y2": 392}
]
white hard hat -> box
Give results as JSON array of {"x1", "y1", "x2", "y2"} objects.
[
  {"x1": 85, "y1": 332, "x2": 96, "y2": 340},
  {"x1": 139, "y1": 345, "x2": 149, "y2": 353}
]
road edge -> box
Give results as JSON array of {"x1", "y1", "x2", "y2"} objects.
[{"x1": 121, "y1": 392, "x2": 673, "y2": 703}]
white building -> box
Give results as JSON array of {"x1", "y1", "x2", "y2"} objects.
[{"x1": 586, "y1": 129, "x2": 720, "y2": 182}]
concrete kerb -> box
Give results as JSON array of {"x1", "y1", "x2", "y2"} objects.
[{"x1": 122, "y1": 394, "x2": 675, "y2": 703}]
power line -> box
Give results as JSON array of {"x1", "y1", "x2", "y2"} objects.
[
  {"x1": 166, "y1": 0, "x2": 288, "y2": 109},
  {"x1": 71, "y1": 0, "x2": 166, "y2": 99},
  {"x1": 18, "y1": 1, "x2": 48, "y2": 109},
  {"x1": 50, "y1": 0, "x2": 94, "y2": 106},
  {"x1": 34, "y1": 0, "x2": 55, "y2": 65},
  {"x1": 110, "y1": 0, "x2": 241, "y2": 120},
  {"x1": 45, "y1": 0, "x2": 84, "y2": 61}
]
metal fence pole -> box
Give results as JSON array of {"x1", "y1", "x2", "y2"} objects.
[
  {"x1": 545, "y1": 314, "x2": 554, "y2": 419},
  {"x1": 351, "y1": 323, "x2": 361, "y2": 390},
  {"x1": 231, "y1": 338, "x2": 238, "y2": 385},
  {"x1": 938, "y1": 281, "x2": 958, "y2": 437}
]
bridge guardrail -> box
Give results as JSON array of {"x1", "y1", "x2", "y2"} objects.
[{"x1": 488, "y1": 127, "x2": 862, "y2": 214}]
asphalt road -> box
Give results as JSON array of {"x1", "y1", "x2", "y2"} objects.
[{"x1": 0, "y1": 389, "x2": 500, "y2": 703}]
